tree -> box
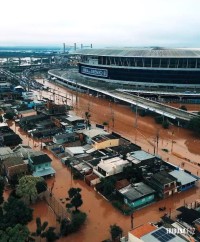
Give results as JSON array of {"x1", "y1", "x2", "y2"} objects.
[
  {"x1": 67, "y1": 187, "x2": 83, "y2": 211},
  {"x1": 100, "y1": 177, "x2": 116, "y2": 198},
  {"x1": 4, "y1": 112, "x2": 15, "y2": 120},
  {"x1": 36, "y1": 180, "x2": 47, "y2": 194},
  {"x1": 16, "y1": 175, "x2": 45, "y2": 204},
  {"x1": 0, "y1": 224, "x2": 29, "y2": 242},
  {"x1": 85, "y1": 112, "x2": 91, "y2": 129},
  {"x1": 2, "y1": 196, "x2": 33, "y2": 228},
  {"x1": 188, "y1": 117, "x2": 200, "y2": 136},
  {"x1": 32, "y1": 217, "x2": 48, "y2": 240},
  {"x1": 110, "y1": 224, "x2": 123, "y2": 242},
  {"x1": 41, "y1": 227, "x2": 58, "y2": 242},
  {"x1": 179, "y1": 105, "x2": 187, "y2": 111},
  {"x1": 162, "y1": 120, "x2": 170, "y2": 129},
  {"x1": 0, "y1": 176, "x2": 4, "y2": 205}
]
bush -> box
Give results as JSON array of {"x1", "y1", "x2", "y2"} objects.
[
  {"x1": 179, "y1": 105, "x2": 187, "y2": 111},
  {"x1": 162, "y1": 120, "x2": 170, "y2": 129},
  {"x1": 155, "y1": 116, "x2": 163, "y2": 124},
  {"x1": 4, "y1": 112, "x2": 15, "y2": 120}
]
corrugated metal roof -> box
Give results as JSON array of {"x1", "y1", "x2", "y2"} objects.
[
  {"x1": 74, "y1": 48, "x2": 200, "y2": 58},
  {"x1": 169, "y1": 170, "x2": 197, "y2": 185}
]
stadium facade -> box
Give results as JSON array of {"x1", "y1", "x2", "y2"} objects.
[{"x1": 75, "y1": 48, "x2": 200, "y2": 88}]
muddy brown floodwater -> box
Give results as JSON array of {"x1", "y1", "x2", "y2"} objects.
[{"x1": 8, "y1": 79, "x2": 200, "y2": 242}]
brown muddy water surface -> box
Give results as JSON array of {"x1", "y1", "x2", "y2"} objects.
[{"x1": 7, "y1": 79, "x2": 200, "y2": 242}]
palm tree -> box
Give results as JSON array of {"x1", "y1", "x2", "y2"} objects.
[{"x1": 32, "y1": 217, "x2": 48, "y2": 241}]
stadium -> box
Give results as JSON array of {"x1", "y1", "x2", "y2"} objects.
[{"x1": 75, "y1": 47, "x2": 200, "y2": 89}]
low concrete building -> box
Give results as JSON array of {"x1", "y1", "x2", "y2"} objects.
[
  {"x1": 127, "y1": 150, "x2": 156, "y2": 166},
  {"x1": 96, "y1": 156, "x2": 130, "y2": 177},
  {"x1": 17, "y1": 109, "x2": 37, "y2": 118},
  {"x1": 53, "y1": 132, "x2": 76, "y2": 144},
  {"x1": 92, "y1": 134, "x2": 119, "y2": 150},
  {"x1": 169, "y1": 170, "x2": 197, "y2": 192},
  {"x1": 3, "y1": 157, "x2": 27, "y2": 180},
  {"x1": 128, "y1": 225, "x2": 187, "y2": 242},
  {"x1": 118, "y1": 182, "x2": 155, "y2": 209},
  {"x1": 147, "y1": 171, "x2": 177, "y2": 198},
  {"x1": 28, "y1": 151, "x2": 55, "y2": 177}
]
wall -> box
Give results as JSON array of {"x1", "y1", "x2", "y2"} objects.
[
  {"x1": 128, "y1": 232, "x2": 143, "y2": 242},
  {"x1": 125, "y1": 194, "x2": 155, "y2": 209},
  {"x1": 93, "y1": 138, "x2": 119, "y2": 150}
]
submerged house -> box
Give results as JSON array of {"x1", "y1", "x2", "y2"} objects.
[
  {"x1": 147, "y1": 171, "x2": 177, "y2": 198},
  {"x1": 118, "y1": 182, "x2": 156, "y2": 209},
  {"x1": 53, "y1": 132, "x2": 76, "y2": 144},
  {"x1": 96, "y1": 156, "x2": 130, "y2": 178},
  {"x1": 169, "y1": 170, "x2": 197, "y2": 192},
  {"x1": 28, "y1": 151, "x2": 55, "y2": 177},
  {"x1": 3, "y1": 157, "x2": 27, "y2": 181}
]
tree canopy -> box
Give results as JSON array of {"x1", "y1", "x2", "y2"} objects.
[
  {"x1": 188, "y1": 116, "x2": 200, "y2": 136},
  {"x1": 0, "y1": 176, "x2": 4, "y2": 205},
  {"x1": 0, "y1": 224, "x2": 29, "y2": 242},
  {"x1": 16, "y1": 175, "x2": 46, "y2": 203},
  {"x1": 1, "y1": 196, "x2": 33, "y2": 229},
  {"x1": 110, "y1": 224, "x2": 123, "y2": 241},
  {"x1": 67, "y1": 187, "x2": 83, "y2": 211}
]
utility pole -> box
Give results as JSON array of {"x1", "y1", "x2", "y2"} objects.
[
  {"x1": 131, "y1": 212, "x2": 134, "y2": 230},
  {"x1": 156, "y1": 129, "x2": 160, "y2": 155},
  {"x1": 134, "y1": 103, "x2": 138, "y2": 143}
]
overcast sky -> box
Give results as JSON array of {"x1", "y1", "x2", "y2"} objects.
[{"x1": 1, "y1": 0, "x2": 200, "y2": 48}]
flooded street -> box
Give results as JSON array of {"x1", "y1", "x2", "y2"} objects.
[{"x1": 8, "y1": 78, "x2": 200, "y2": 242}]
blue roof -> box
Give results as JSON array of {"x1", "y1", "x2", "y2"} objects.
[{"x1": 169, "y1": 170, "x2": 197, "y2": 186}]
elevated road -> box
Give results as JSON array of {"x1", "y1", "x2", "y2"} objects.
[{"x1": 48, "y1": 69, "x2": 200, "y2": 122}]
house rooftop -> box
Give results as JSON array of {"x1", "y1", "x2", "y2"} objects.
[
  {"x1": 111, "y1": 143, "x2": 141, "y2": 155},
  {"x1": 30, "y1": 153, "x2": 52, "y2": 165},
  {"x1": 66, "y1": 115, "x2": 84, "y2": 122},
  {"x1": 176, "y1": 206, "x2": 200, "y2": 225},
  {"x1": 0, "y1": 147, "x2": 13, "y2": 157},
  {"x1": 141, "y1": 226, "x2": 186, "y2": 242},
  {"x1": 3, "y1": 156, "x2": 24, "y2": 169},
  {"x1": 127, "y1": 150, "x2": 155, "y2": 161},
  {"x1": 98, "y1": 157, "x2": 129, "y2": 173},
  {"x1": 119, "y1": 182, "x2": 155, "y2": 202},
  {"x1": 152, "y1": 171, "x2": 177, "y2": 185},
  {"x1": 92, "y1": 133, "x2": 118, "y2": 143},
  {"x1": 169, "y1": 170, "x2": 197, "y2": 185},
  {"x1": 129, "y1": 223, "x2": 157, "y2": 238},
  {"x1": 77, "y1": 128, "x2": 108, "y2": 138},
  {"x1": 53, "y1": 132, "x2": 75, "y2": 140}
]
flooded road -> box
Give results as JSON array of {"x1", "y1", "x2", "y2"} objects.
[{"x1": 8, "y1": 78, "x2": 200, "y2": 241}]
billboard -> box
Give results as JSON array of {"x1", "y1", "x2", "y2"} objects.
[{"x1": 81, "y1": 66, "x2": 108, "y2": 77}]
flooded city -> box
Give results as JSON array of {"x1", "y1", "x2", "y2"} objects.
[{"x1": 5, "y1": 77, "x2": 199, "y2": 242}]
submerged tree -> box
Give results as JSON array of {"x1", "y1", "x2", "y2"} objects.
[
  {"x1": 32, "y1": 217, "x2": 48, "y2": 240},
  {"x1": 110, "y1": 224, "x2": 123, "y2": 242},
  {"x1": 66, "y1": 187, "x2": 83, "y2": 211},
  {"x1": 16, "y1": 175, "x2": 45, "y2": 204},
  {"x1": 0, "y1": 176, "x2": 4, "y2": 205},
  {"x1": 2, "y1": 196, "x2": 33, "y2": 228}
]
